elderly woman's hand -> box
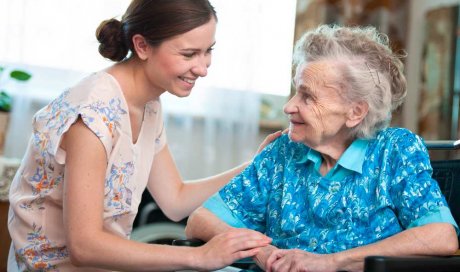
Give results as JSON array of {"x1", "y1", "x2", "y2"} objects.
[
  {"x1": 265, "y1": 249, "x2": 338, "y2": 272},
  {"x1": 252, "y1": 244, "x2": 279, "y2": 270}
]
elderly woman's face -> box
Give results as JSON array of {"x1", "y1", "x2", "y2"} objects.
[{"x1": 284, "y1": 61, "x2": 352, "y2": 148}]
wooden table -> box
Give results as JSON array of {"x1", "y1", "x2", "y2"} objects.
[
  {"x1": 0, "y1": 156, "x2": 20, "y2": 272},
  {"x1": 0, "y1": 201, "x2": 10, "y2": 272}
]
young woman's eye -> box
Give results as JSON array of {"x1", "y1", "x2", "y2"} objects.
[
  {"x1": 182, "y1": 53, "x2": 195, "y2": 58},
  {"x1": 206, "y1": 47, "x2": 214, "y2": 54}
]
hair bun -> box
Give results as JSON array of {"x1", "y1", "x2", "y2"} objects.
[{"x1": 96, "y1": 18, "x2": 128, "y2": 62}]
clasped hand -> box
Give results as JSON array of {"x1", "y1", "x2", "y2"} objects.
[
  {"x1": 196, "y1": 228, "x2": 272, "y2": 271},
  {"x1": 256, "y1": 246, "x2": 338, "y2": 272}
]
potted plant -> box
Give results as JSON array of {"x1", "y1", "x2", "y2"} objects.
[{"x1": 0, "y1": 67, "x2": 32, "y2": 154}]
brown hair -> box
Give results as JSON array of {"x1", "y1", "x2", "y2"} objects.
[{"x1": 96, "y1": 0, "x2": 217, "y2": 62}]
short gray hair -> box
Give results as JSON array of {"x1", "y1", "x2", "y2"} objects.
[{"x1": 293, "y1": 24, "x2": 407, "y2": 138}]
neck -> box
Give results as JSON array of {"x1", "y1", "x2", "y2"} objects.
[
  {"x1": 314, "y1": 135, "x2": 355, "y2": 175},
  {"x1": 107, "y1": 58, "x2": 163, "y2": 110}
]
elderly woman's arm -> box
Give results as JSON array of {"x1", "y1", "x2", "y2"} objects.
[
  {"x1": 266, "y1": 222, "x2": 458, "y2": 272},
  {"x1": 185, "y1": 207, "x2": 233, "y2": 241},
  {"x1": 335, "y1": 223, "x2": 458, "y2": 271}
]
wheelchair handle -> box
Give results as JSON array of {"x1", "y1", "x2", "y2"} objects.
[{"x1": 425, "y1": 140, "x2": 460, "y2": 150}]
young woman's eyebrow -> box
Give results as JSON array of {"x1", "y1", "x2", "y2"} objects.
[{"x1": 181, "y1": 41, "x2": 216, "y2": 52}]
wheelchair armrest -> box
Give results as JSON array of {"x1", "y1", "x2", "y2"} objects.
[
  {"x1": 172, "y1": 238, "x2": 205, "y2": 247},
  {"x1": 364, "y1": 255, "x2": 460, "y2": 272}
]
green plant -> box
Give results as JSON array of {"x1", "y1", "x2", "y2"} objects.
[{"x1": 0, "y1": 67, "x2": 32, "y2": 112}]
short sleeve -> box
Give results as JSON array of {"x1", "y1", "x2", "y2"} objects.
[
  {"x1": 389, "y1": 131, "x2": 457, "y2": 230},
  {"x1": 203, "y1": 193, "x2": 247, "y2": 228},
  {"x1": 33, "y1": 90, "x2": 120, "y2": 165},
  {"x1": 217, "y1": 137, "x2": 282, "y2": 233}
]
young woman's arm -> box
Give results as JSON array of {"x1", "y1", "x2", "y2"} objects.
[
  {"x1": 63, "y1": 119, "x2": 271, "y2": 271},
  {"x1": 148, "y1": 130, "x2": 282, "y2": 221}
]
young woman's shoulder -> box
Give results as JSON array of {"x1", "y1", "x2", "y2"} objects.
[{"x1": 66, "y1": 71, "x2": 123, "y2": 103}]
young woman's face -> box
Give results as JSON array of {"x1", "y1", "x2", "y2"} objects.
[
  {"x1": 283, "y1": 61, "x2": 352, "y2": 149},
  {"x1": 145, "y1": 17, "x2": 217, "y2": 97}
]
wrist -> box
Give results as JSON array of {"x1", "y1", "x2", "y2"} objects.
[
  {"x1": 331, "y1": 251, "x2": 356, "y2": 271},
  {"x1": 252, "y1": 244, "x2": 277, "y2": 267},
  {"x1": 187, "y1": 246, "x2": 205, "y2": 271}
]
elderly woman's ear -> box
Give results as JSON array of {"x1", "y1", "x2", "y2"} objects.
[{"x1": 346, "y1": 101, "x2": 369, "y2": 128}]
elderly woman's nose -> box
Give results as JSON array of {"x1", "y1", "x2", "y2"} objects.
[{"x1": 283, "y1": 97, "x2": 297, "y2": 114}]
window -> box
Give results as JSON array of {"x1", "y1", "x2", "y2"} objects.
[{"x1": 0, "y1": 0, "x2": 296, "y2": 96}]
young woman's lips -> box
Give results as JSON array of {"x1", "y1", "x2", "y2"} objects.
[{"x1": 179, "y1": 76, "x2": 196, "y2": 85}]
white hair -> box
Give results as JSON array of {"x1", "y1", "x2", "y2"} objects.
[{"x1": 293, "y1": 24, "x2": 407, "y2": 138}]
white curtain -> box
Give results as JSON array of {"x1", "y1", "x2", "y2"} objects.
[{"x1": 0, "y1": 0, "x2": 296, "y2": 179}]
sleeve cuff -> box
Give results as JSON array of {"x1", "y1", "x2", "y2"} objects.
[
  {"x1": 408, "y1": 206, "x2": 459, "y2": 235},
  {"x1": 203, "y1": 193, "x2": 247, "y2": 228}
]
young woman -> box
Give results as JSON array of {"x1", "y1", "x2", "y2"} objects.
[{"x1": 8, "y1": 1, "x2": 274, "y2": 271}]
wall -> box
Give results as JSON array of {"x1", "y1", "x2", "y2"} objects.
[{"x1": 404, "y1": 0, "x2": 460, "y2": 133}]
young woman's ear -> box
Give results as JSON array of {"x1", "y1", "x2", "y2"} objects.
[
  {"x1": 132, "y1": 34, "x2": 150, "y2": 60},
  {"x1": 346, "y1": 101, "x2": 369, "y2": 128}
]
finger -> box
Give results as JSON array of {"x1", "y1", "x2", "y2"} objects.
[
  {"x1": 261, "y1": 130, "x2": 282, "y2": 143},
  {"x1": 225, "y1": 238, "x2": 271, "y2": 253},
  {"x1": 266, "y1": 250, "x2": 285, "y2": 272},
  {"x1": 225, "y1": 228, "x2": 272, "y2": 241},
  {"x1": 222, "y1": 234, "x2": 271, "y2": 246},
  {"x1": 267, "y1": 130, "x2": 282, "y2": 140},
  {"x1": 282, "y1": 128, "x2": 289, "y2": 134},
  {"x1": 232, "y1": 247, "x2": 262, "y2": 260},
  {"x1": 236, "y1": 239, "x2": 271, "y2": 250},
  {"x1": 272, "y1": 256, "x2": 290, "y2": 272}
]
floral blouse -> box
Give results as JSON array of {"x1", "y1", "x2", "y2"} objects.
[
  {"x1": 8, "y1": 71, "x2": 166, "y2": 271},
  {"x1": 205, "y1": 128, "x2": 458, "y2": 253}
]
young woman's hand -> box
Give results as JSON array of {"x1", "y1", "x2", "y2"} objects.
[
  {"x1": 256, "y1": 129, "x2": 287, "y2": 154},
  {"x1": 194, "y1": 228, "x2": 272, "y2": 271}
]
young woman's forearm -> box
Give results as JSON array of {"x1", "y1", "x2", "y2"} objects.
[
  {"x1": 68, "y1": 230, "x2": 200, "y2": 271},
  {"x1": 175, "y1": 161, "x2": 250, "y2": 216}
]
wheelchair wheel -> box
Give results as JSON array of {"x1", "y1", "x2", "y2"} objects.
[{"x1": 130, "y1": 222, "x2": 186, "y2": 245}]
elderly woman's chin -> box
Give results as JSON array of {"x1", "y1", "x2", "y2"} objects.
[{"x1": 287, "y1": 129, "x2": 303, "y2": 143}]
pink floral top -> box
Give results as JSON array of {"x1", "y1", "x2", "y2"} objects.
[{"x1": 8, "y1": 71, "x2": 167, "y2": 271}]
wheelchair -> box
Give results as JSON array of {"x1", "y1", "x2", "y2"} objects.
[
  {"x1": 131, "y1": 191, "x2": 187, "y2": 245},
  {"x1": 132, "y1": 140, "x2": 460, "y2": 271},
  {"x1": 363, "y1": 139, "x2": 460, "y2": 272}
]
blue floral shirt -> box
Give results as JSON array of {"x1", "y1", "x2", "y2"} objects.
[{"x1": 204, "y1": 128, "x2": 458, "y2": 253}]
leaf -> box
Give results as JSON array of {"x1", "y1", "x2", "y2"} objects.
[
  {"x1": 10, "y1": 70, "x2": 32, "y2": 81},
  {"x1": 0, "y1": 90, "x2": 12, "y2": 112},
  {"x1": 0, "y1": 67, "x2": 4, "y2": 72}
]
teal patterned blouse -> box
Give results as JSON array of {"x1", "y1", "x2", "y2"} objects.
[{"x1": 204, "y1": 128, "x2": 458, "y2": 253}]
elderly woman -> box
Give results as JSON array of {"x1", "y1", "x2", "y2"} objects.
[{"x1": 185, "y1": 25, "x2": 459, "y2": 272}]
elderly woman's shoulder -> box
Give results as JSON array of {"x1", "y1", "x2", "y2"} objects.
[
  {"x1": 263, "y1": 133, "x2": 307, "y2": 154},
  {"x1": 374, "y1": 127, "x2": 426, "y2": 150},
  {"x1": 377, "y1": 127, "x2": 417, "y2": 138}
]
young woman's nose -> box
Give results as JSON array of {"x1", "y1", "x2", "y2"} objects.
[{"x1": 192, "y1": 55, "x2": 211, "y2": 77}]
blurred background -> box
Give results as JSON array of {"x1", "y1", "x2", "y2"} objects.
[{"x1": 0, "y1": 0, "x2": 459, "y2": 269}]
